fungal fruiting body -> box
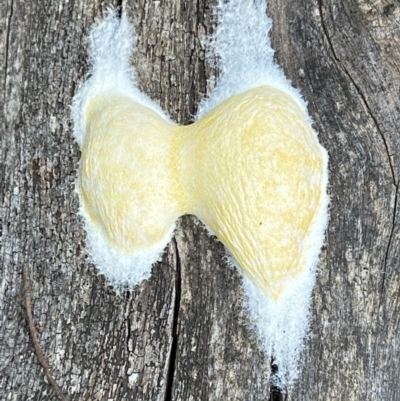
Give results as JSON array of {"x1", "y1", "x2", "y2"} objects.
[
  {"x1": 73, "y1": 2, "x2": 328, "y2": 385},
  {"x1": 82, "y1": 87, "x2": 326, "y2": 301}
]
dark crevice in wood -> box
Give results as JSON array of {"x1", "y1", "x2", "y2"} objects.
[
  {"x1": 125, "y1": 290, "x2": 132, "y2": 361},
  {"x1": 380, "y1": 184, "x2": 399, "y2": 299},
  {"x1": 4, "y1": 0, "x2": 13, "y2": 95},
  {"x1": 117, "y1": 0, "x2": 123, "y2": 17},
  {"x1": 22, "y1": 266, "x2": 70, "y2": 401},
  {"x1": 318, "y1": 0, "x2": 399, "y2": 312},
  {"x1": 318, "y1": 0, "x2": 397, "y2": 187},
  {"x1": 269, "y1": 359, "x2": 287, "y2": 401},
  {"x1": 125, "y1": 310, "x2": 131, "y2": 355},
  {"x1": 164, "y1": 237, "x2": 182, "y2": 401}
]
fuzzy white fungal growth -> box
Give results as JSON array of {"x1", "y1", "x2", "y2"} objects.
[
  {"x1": 198, "y1": 0, "x2": 329, "y2": 385},
  {"x1": 72, "y1": 10, "x2": 173, "y2": 288},
  {"x1": 72, "y1": 1, "x2": 329, "y2": 388},
  {"x1": 197, "y1": 0, "x2": 309, "y2": 120}
]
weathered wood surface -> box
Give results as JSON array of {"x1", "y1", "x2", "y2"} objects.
[
  {"x1": 0, "y1": 0, "x2": 399, "y2": 400},
  {"x1": 269, "y1": 1, "x2": 400, "y2": 399}
]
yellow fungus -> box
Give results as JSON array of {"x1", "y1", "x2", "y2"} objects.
[{"x1": 80, "y1": 86, "x2": 327, "y2": 300}]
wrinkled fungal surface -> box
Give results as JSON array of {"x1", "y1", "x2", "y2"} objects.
[{"x1": 72, "y1": 4, "x2": 328, "y2": 384}]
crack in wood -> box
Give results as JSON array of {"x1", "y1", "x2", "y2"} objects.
[
  {"x1": 4, "y1": 0, "x2": 13, "y2": 96},
  {"x1": 380, "y1": 183, "x2": 398, "y2": 299},
  {"x1": 269, "y1": 359, "x2": 287, "y2": 401},
  {"x1": 125, "y1": 313, "x2": 132, "y2": 355},
  {"x1": 117, "y1": 0, "x2": 123, "y2": 17},
  {"x1": 164, "y1": 237, "x2": 182, "y2": 401},
  {"x1": 318, "y1": 0, "x2": 399, "y2": 310},
  {"x1": 318, "y1": 0, "x2": 397, "y2": 187}
]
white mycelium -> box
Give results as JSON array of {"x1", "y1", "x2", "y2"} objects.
[{"x1": 72, "y1": 1, "x2": 329, "y2": 386}]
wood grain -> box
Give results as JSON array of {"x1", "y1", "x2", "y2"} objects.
[
  {"x1": 268, "y1": 0, "x2": 400, "y2": 399},
  {"x1": 1, "y1": 0, "x2": 399, "y2": 400}
]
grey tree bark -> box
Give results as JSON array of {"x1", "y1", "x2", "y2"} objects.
[{"x1": 1, "y1": 0, "x2": 399, "y2": 400}]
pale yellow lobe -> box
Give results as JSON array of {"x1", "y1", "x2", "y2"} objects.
[{"x1": 80, "y1": 86, "x2": 326, "y2": 300}]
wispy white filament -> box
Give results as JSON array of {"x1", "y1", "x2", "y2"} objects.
[
  {"x1": 72, "y1": 1, "x2": 328, "y2": 387},
  {"x1": 72, "y1": 10, "x2": 173, "y2": 289},
  {"x1": 198, "y1": 0, "x2": 327, "y2": 386},
  {"x1": 196, "y1": 0, "x2": 309, "y2": 121}
]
